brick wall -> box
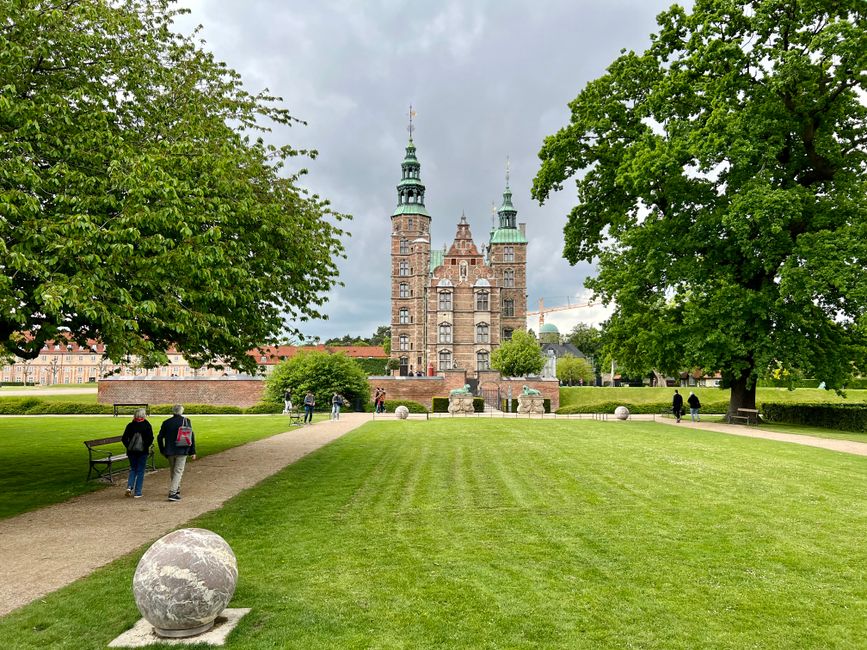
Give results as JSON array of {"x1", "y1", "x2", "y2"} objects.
[
  {"x1": 98, "y1": 378, "x2": 264, "y2": 408},
  {"x1": 369, "y1": 369, "x2": 559, "y2": 411}
]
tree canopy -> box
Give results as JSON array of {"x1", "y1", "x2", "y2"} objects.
[
  {"x1": 491, "y1": 330, "x2": 545, "y2": 378},
  {"x1": 264, "y1": 350, "x2": 369, "y2": 409},
  {"x1": 534, "y1": 0, "x2": 867, "y2": 414},
  {"x1": 556, "y1": 354, "x2": 594, "y2": 386},
  {"x1": 0, "y1": 0, "x2": 346, "y2": 373}
]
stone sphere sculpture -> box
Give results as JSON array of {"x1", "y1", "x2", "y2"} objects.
[
  {"x1": 614, "y1": 406, "x2": 630, "y2": 420},
  {"x1": 395, "y1": 405, "x2": 409, "y2": 419},
  {"x1": 133, "y1": 528, "x2": 238, "y2": 638}
]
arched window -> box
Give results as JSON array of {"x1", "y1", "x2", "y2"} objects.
[
  {"x1": 477, "y1": 351, "x2": 490, "y2": 371},
  {"x1": 399, "y1": 308, "x2": 409, "y2": 324},
  {"x1": 503, "y1": 268, "x2": 514, "y2": 288},
  {"x1": 476, "y1": 291, "x2": 489, "y2": 311},
  {"x1": 439, "y1": 350, "x2": 452, "y2": 371},
  {"x1": 399, "y1": 335, "x2": 409, "y2": 351},
  {"x1": 399, "y1": 283, "x2": 409, "y2": 298},
  {"x1": 439, "y1": 323, "x2": 452, "y2": 344},
  {"x1": 503, "y1": 298, "x2": 514, "y2": 317},
  {"x1": 438, "y1": 291, "x2": 452, "y2": 311},
  {"x1": 399, "y1": 261, "x2": 409, "y2": 276},
  {"x1": 504, "y1": 246, "x2": 514, "y2": 262},
  {"x1": 399, "y1": 239, "x2": 409, "y2": 254},
  {"x1": 476, "y1": 323, "x2": 489, "y2": 343}
]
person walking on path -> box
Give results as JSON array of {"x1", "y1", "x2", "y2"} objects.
[
  {"x1": 331, "y1": 392, "x2": 345, "y2": 420},
  {"x1": 672, "y1": 390, "x2": 684, "y2": 423},
  {"x1": 283, "y1": 388, "x2": 293, "y2": 414},
  {"x1": 303, "y1": 390, "x2": 316, "y2": 424},
  {"x1": 687, "y1": 391, "x2": 701, "y2": 422},
  {"x1": 121, "y1": 408, "x2": 153, "y2": 498},
  {"x1": 157, "y1": 404, "x2": 196, "y2": 502}
]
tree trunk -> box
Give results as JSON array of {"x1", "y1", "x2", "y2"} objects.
[
  {"x1": 726, "y1": 370, "x2": 757, "y2": 422},
  {"x1": 652, "y1": 369, "x2": 667, "y2": 388}
]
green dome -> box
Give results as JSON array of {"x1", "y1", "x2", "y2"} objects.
[{"x1": 540, "y1": 323, "x2": 560, "y2": 334}]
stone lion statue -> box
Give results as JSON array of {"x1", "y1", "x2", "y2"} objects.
[
  {"x1": 522, "y1": 385, "x2": 541, "y2": 396},
  {"x1": 450, "y1": 384, "x2": 472, "y2": 396}
]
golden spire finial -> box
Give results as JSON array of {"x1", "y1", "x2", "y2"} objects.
[{"x1": 407, "y1": 104, "x2": 417, "y2": 140}]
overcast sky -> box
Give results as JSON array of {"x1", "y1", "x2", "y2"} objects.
[{"x1": 175, "y1": 0, "x2": 685, "y2": 342}]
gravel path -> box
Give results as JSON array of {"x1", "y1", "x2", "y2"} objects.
[{"x1": 0, "y1": 413, "x2": 368, "y2": 617}]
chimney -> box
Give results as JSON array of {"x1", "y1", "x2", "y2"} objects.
[{"x1": 519, "y1": 222, "x2": 526, "y2": 238}]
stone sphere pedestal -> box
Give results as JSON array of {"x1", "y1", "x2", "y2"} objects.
[
  {"x1": 395, "y1": 405, "x2": 409, "y2": 419},
  {"x1": 517, "y1": 395, "x2": 545, "y2": 415},
  {"x1": 448, "y1": 395, "x2": 475, "y2": 414},
  {"x1": 614, "y1": 406, "x2": 630, "y2": 420},
  {"x1": 133, "y1": 528, "x2": 238, "y2": 639}
]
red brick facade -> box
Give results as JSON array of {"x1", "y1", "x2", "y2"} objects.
[{"x1": 98, "y1": 378, "x2": 264, "y2": 408}]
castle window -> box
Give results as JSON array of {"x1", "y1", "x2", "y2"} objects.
[
  {"x1": 503, "y1": 328, "x2": 513, "y2": 341},
  {"x1": 476, "y1": 323, "x2": 489, "y2": 343},
  {"x1": 399, "y1": 335, "x2": 409, "y2": 351},
  {"x1": 439, "y1": 350, "x2": 452, "y2": 371},
  {"x1": 503, "y1": 298, "x2": 515, "y2": 317},
  {"x1": 408, "y1": 217, "x2": 414, "y2": 231},
  {"x1": 400, "y1": 239, "x2": 409, "y2": 254},
  {"x1": 504, "y1": 246, "x2": 514, "y2": 262},
  {"x1": 399, "y1": 261, "x2": 409, "y2": 276},
  {"x1": 477, "y1": 351, "x2": 490, "y2": 371},
  {"x1": 438, "y1": 291, "x2": 452, "y2": 311},
  {"x1": 439, "y1": 323, "x2": 452, "y2": 344},
  {"x1": 504, "y1": 268, "x2": 515, "y2": 288},
  {"x1": 399, "y1": 308, "x2": 409, "y2": 324},
  {"x1": 399, "y1": 283, "x2": 409, "y2": 298},
  {"x1": 475, "y1": 292, "x2": 489, "y2": 311}
]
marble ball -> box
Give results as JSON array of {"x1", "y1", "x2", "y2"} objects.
[
  {"x1": 133, "y1": 528, "x2": 237, "y2": 638},
  {"x1": 395, "y1": 405, "x2": 409, "y2": 419},
  {"x1": 614, "y1": 406, "x2": 630, "y2": 420}
]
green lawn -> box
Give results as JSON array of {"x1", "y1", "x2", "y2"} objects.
[
  {"x1": 559, "y1": 386, "x2": 867, "y2": 411},
  {"x1": 1, "y1": 419, "x2": 865, "y2": 648},
  {"x1": 0, "y1": 415, "x2": 305, "y2": 520},
  {"x1": 0, "y1": 392, "x2": 99, "y2": 404}
]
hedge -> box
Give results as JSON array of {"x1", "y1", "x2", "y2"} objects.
[
  {"x1": 0, "y1": 399, "x2": 283, "y2": 416},
  {"x1": 366, "y1": 399, "x2": 428, "y2": 413},
  {"x1": 556, "y1": 398, "x2": 731, "y2": 415},
  {"x1": 761, "y1": 402, "x2": 867, "y2": 433}
]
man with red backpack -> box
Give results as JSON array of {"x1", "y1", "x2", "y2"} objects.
[{"x1": 157, "y1": 404, "x2": 197, "y2": 502}]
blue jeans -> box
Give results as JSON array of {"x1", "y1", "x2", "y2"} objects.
[
  {"x1": 127, "y1": 453, "x2": 148, "y2": 496},
  {"x1": 690, "y1": 408, "x2": 700, "y2": 422},
  {"x1": 304, "y1": 405, "x2": 314, "y2": 423}
]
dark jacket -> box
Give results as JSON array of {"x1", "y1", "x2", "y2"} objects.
[
  {"x1": 687, "y1": 394, "x2": 701, "y2": 409},
  {"x1": 157, "y1": 414, "x2": 197, "y2": 457},
  {"x1": 672, "y1": 393, "x2": 683, "y2": 410},
  {"x1": 122, "y1": 419, "x2": 154, "y2": 457}
]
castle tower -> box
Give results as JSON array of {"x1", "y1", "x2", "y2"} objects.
[
  {"x1": 390, "y1": 120, "x2": 431, "y2": 375},
  {"x1": 488, "y1": 164, "x2": 528, "y2": 343}
]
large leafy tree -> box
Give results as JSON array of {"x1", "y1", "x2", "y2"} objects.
[
  {"x1": 491, "y1": 330, "x2": 546, "y2": 378},
  {"x1": 534, "y1": 0, "x2": 867, "y2": 416},
  {"x1": 556, "y1": 354, "x2": 594, "y2": 386},
  {"x1": 0, "y1": 0, "x2": 346, "y2": 372},
  {"x1": 264, "y1": 351, "x2": 369, "y2": 410}
]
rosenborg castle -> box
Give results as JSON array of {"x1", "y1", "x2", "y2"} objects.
[{"x1": 388, "y1": 134, "x2": 528, "y2": 377}]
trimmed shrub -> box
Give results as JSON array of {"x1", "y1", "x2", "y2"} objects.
[
  {"x1": 243, "y1": 402, "x2": 284, "y2": 414},
  {"x1": 846, "y1": 378, "x2": 867, "y2": 390},
  {"x1": 148, "y1": 404, "x2": 243, "y2": 415},
  {"x1": 473, "y1": 397, "x2": 485, "y2": 413},
  {"x1": 556, "y1": 398, "x2": 730, "y2": 415},
  {"x1": 365, "y1": 399, "x2": 427, "y2": 413},
  {"x1": 432, "y1": 397, "x2": 449, "y2": 413},
  {"x1": 761, "y1": 402, "x2": 867, "y2": 433}
]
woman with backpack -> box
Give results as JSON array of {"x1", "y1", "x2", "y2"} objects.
[{"x1": 122, "y1": 408, "x2": 154, "y2": 498}]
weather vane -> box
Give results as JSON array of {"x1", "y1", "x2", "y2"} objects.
[
  {"x1": 491, "y1": 201, "x2": 497, "y2": 228},
  {"x1": 407, "y1": 104, "x2": 417, "y2": 139},
  {"x1": 505, "y1": 155, "x2": 511, "y2": 188}
]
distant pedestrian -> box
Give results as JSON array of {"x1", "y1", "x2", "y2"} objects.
[
  {"x1": 283, "y1": 388, "x2": 293, "y2": 414},
  {"x1": 122, "y1": 408, "x2": 153, "y2": 498},
  {"x1": 157, "y1": 404, "x2": 196, "y2": 502},
  {"x1": 331, "y1": 392, "x2": 344, "y2": 420},
  {"x1": 687, "y1": 391, "x2": 701, "y2": 422},
  {"x1": 672, "y1": 389, "x2": 684, "y2": 423},
  {"x1": 303, "y1": 391, "x2": 315, "y2": 424}
]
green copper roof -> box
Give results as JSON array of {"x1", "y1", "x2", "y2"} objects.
[
  {"x1": 540, "y1": 323, "x2": 560, "y2": 334},
  {"x1": 498, "y1": 188, "x2": 516, "y2": 214},
  {"x1": 489, "y1": 228, "x2": 527, "y2": 244},
  {"x1": 430, "y1": 249, "x2": 443, "y2": 272},
  {"x1": 397, "y1": 177, "x2": 424, "y2": 188},
  {"x1": 392, "y1": 203, "x2": 431, "y2": 217}
]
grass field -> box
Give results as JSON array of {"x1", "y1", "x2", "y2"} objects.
[
  {"x1": 0, "y1": 415, "x2": 307, "y2": 520},
  {"x1": 1, "y1": 419, "x2": 865, "y2": 648},
  {"x1": 559, "y1": 386, "x2": 867, "y2": 411}
]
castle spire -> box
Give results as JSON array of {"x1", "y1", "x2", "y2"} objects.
[
  {"x1": 497, "y1": 156, "x2": 517, "y2": 229},
  {"x1": 392, "y1": 107, "x2": 430, "y2": 218}
]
